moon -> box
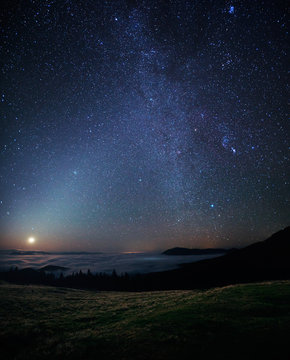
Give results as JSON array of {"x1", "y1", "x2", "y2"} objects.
[{"x1": 28, "y1": 237, "x2": 35, "y2": 244}]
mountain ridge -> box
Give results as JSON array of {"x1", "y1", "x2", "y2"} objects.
[
  {"x1": 162, "y1": 247, "x2": 234, "y2": 255},
  {"x1": 144, "y1": 226, "x2": 290, "y2": 289}
]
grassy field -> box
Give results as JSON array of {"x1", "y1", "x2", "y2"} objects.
[{"x1": 0, "y1": 281, "x2": 290, "y2": 360}]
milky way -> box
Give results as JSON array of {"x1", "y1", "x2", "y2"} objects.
[{"x1": 0, "y1": 1, "x2": 288, "y2": 251}]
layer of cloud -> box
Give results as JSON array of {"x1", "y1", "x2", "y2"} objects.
[{"x1": 0, "y1": 251, "x2": 222, "y2": 275}]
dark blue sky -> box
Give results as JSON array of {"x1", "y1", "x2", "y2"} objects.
[{"x1": 0, "y1": 0, "x2": 288, "y2": 251}]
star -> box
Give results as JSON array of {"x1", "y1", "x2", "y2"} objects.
[
  {"x1": 0, "y1": 0, "x2": 287, "y2": 251},
  {"x1": 229, "y1": 6, "x2": 235, "y2": 14}
]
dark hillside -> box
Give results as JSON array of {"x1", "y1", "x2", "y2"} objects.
[
  {"x1": 145, "y1": 227, "x2": 290, "y2": 289},
  {"x1": 162, "y1": 247, "x2": 230, "y2": 255}
]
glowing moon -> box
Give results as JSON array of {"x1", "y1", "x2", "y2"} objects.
[{"x1": 28, "y1": 237, "x2": 35, "y2": 244}]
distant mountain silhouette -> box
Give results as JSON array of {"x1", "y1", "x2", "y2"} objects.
[
  {"x1": 40, "y1": 265, "x2": 69, "y2": 272},
  {"x1": 0, "y1": 250, "x2": 102, "y2": 255},
  {"x1": 182, "y1": 226, "x2": 290, "y2": 270},
  {"x1": 162, "y1": 247, "x2": 232, "y2": 255},
  {"x1": 145, "y1": 226, "x2": 290, "y2": 289},
  {"x1": 0, "y1": 249, "x2": 50, "y2": 255}
]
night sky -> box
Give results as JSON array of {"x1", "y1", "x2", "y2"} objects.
[{"x1": 0, "y1": 0, "x2": 288, "y2": 252}]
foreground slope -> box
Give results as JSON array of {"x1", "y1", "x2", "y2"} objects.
[{"x1": 0, "y1": 281, "x2": 290, "y2": 360}]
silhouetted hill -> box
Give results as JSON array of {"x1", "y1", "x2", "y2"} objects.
[
  {"x1": 145, "y1": 226, "x2": 290, "y2": 289},
  {"x1": 162, "y1": 247, "x2": 232, "y2": 255},
  {"x1": 183, "y1": 226, "x2": 290, "y2": 270},
  {"x1": 40, "y1": 265, "x2": 69, "y2": 272}
]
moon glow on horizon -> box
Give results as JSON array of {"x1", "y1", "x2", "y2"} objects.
[{"x1": 28, "y1": 237, "x2": 35, "y2": 244}]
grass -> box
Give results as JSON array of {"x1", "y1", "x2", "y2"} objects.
[{"x1": 0, "y1": 281, "x2": 290, "y2": 359}]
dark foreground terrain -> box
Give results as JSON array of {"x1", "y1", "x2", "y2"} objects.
[{"x1": 0, "y1": 281, "x2": 290, "y2": 360}]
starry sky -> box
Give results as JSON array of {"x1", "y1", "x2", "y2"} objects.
[{"x1": 0, "y1": 0, "x2": 289, "y2": 252}]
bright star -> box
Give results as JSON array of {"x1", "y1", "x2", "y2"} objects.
[{"x1": 229, "y1": 6, "x2": 235, "y2": 14}]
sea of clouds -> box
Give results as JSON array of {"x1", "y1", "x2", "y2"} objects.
[{"x1": 0, "y1": 251, "x2": 223, "y2": 275}]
